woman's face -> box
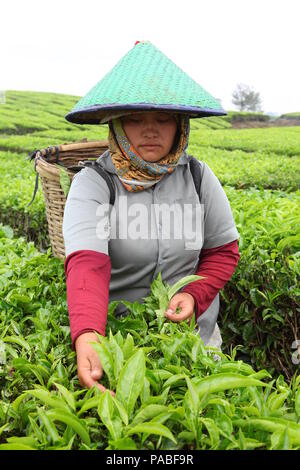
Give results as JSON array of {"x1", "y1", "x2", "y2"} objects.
[{"x1": 121, "y1": 111, "x2": 178, "y2": 162}]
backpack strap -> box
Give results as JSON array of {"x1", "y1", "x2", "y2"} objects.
[
  {"x1": 189, "y1": 155, "x2": 203, "y2": 202},
  {"x1": 78, "y1": 156, "x2": 202, "y2": 207},
  {"x1": 80, "y1": 160, "x2": 116, "y2": 207}
]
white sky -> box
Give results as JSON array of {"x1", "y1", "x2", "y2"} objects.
[{"x1": 1, "y1": 0, "x2": 300, "y2": 115}]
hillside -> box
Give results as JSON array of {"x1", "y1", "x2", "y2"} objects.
[{"x1": 0, "y1": 90, "x2": 299, "y2": 449}]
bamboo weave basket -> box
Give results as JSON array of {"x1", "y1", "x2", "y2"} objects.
[{"x1": 29, "y1": 139, "x2": 109, "y2": 260}]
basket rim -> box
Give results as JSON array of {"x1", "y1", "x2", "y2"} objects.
[{"x1": 33, "y1": 139, "x2": 109, "y2": 179}]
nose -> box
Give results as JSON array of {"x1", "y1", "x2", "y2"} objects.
[{"x1": 141, "y1": 118, "x2": 159, "y2": 135}]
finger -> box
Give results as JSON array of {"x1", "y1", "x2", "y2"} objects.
[
  {"x1": 79, "y1": 369, "x2": 99, "y2": 389},
  {"x1": 165, "y1": 303, "x2": 178, "y2": 314},
  {"x1": 93, "y1": 380, "x2": 116, "y2": 397},
  {"x1": 79, "y1": 365, "x2": 116, "y2": 396},
  {"x1": 77, "y1": 353, "x2": 100, "y2": 386},
  {"x1": 77, "y1": 354, "x2": 116, "y2": 396},
  {"x1": 78, "y1": 342, "x2": 101, "y2": 374},
  {"x1": 165, "y1": 309, "x2": 193, "y2": 322},
  {"x1": 165, "y1": 294, "x2": 190, "y2": 314},
  {"x1": 95, "y1": 382, "x2": 108, "y2": 393},
  {"x1": 165, "y1": 300, "x2": 184, "y2": 318},
  {"x1": 90, "y1": 354, "x2": 103, "y2": 381},
  {"x1": 89, "y1": 356, "x2": 115, "y2": 396},
  {"x1": 91, "y1": 369, "x2": 102, "y2": 380},
  {"x1": 165, "y1": 301, "x2": 193, "y2": 322},
  {"x1": 165, "y1": 308, "x2": 176, "y2": 316}
]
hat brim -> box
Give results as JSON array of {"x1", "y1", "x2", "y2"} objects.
[{"x1": 65, "y1": 103, "x2": 227, "y2": 125}]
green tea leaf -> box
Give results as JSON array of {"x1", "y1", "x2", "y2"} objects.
[
  {"x1": 214, "y1": 414, "x2": 233, "y2": 439},
  {"x1": 12, "y1": 392, "x2": 28, "y2": 413},
  {"x1": 140, "y1": 377, "x2": 151, "y2": 405},
  {"x1": 25, "y1": 389, "x2": 70, "y2": 411},
  {"x1": 6, "y1": 436, "x2": 37, "y2": 447},
  {"x1": 98, "y1": 390, "x2": 123, "y2": 441},
  {"x1": 112, "y1": 397, "x2": 128, "y2": 426},
  {"x1": 46, "y1": 409, "x2": 90, "y2": 445},
  {"x1": 78, "y1": 396, "x2": 100, "y2": 416},
  {"x1": 108, "y1": 437, "x2": 137, "y2": 450},
  {"x1": 91, "y1": 336, "x2": 114, "y2": 387},
  {"x1": 185, "y1": 376, "x2": 200, "y2": 415},
  {"x1": 194, "y1": 373, "x2": 268, "y2": 398},
  {"x1": 204, "y1": 397, "x2": 233, "y2": 416},
  {"x1": 167, "y1": 275, "x2": 204, "y2": 300},
  {"x1": 200, "y1": 418, "x2": 220, "y2": 449},
  {"x1": 131, "y1": 405, "x2": 169, "y2": 426},
  {"x1": 271, "y1": 427, "x2": 290, "y2": 450},
  {"x1": 126, "y1": 421, "x2": 177, "y2": 444},
  {"x1": 0, "y1": 443, "x2": 37, "y2": 450},
  {"x1": 37, "y1": 408, "x2": 61, "y2": 444},
  {"x1": 235, "y1": 417, "x2": 300, "y2": 445},
  {"x1": 163, "y1": 374, "x2": 186, "y2": 389},
  {"x1": 109, "y1": 331, "x2": 124, "y2": 382},
  {"x1": 122, "y1": 334, "x2": 135, "y2": 360},
  {"x1": 57, "y1": 165, "x2": 71, "y2": 198},
  {"x1": 295, "y1": 390, "x2": 300, "y2": 417},
  {"x1": 28, "y1": 416, "x2": 45, "y2": 443},
  {"x1": 54, "y1": 383, "x2": 76, "y2": 411},
  {"x1": 116, "y1": 350, "x2": 145, "y2": 418},
  {"x1": 267, "y1": 391, "x2": 289, "y2": 411},
  {"x1": 144, "y1": 387, "x2": 170, "y2": 406},
  {"x1": 3, "y1": 335, "x2": 31, "y2": 351}
]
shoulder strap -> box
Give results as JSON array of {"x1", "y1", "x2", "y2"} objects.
[
  {"x1": 80, "y1": 156, "x2": 201, "y2": 206},
  {"x1": 81, "y1": 161, "x2": 116, "y2": 207},
  {"x1": 189, "y1": 156, "x2": 203, "y2": 201}
]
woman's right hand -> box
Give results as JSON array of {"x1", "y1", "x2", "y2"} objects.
[{"x1": 75, "y1": 331, "x2": 115, "y2": 396}]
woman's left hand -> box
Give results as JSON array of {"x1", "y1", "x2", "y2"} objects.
[{"x1": 165, "y1": 292, "x2": 195, "y2": 323}]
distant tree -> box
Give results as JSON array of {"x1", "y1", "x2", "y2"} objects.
[{"x1": 232, "y1": 83, "x2": 263, "y2": 112}]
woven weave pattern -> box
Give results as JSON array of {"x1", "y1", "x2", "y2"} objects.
[
  {"x1": 65, "y1": 41, "x2": 227, "y2": 123},
  {"x1": 72, "y1": 42, "x2": 222, "y2": 111},
  {"x1": 33, "y1": 141, "x2": 109, "y2": 260}
]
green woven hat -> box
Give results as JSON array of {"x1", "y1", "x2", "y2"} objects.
[{"x1": 65, "y1": 40, "x2": 227, "y2": 124}]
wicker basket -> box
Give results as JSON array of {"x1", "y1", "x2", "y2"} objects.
[{"x1": 29, "y1": 138, "x2": 109, "y2": 260}]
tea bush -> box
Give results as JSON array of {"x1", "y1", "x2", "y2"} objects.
[{"x1": 0, "y1": 227, "x2": 299, "y2": 450}]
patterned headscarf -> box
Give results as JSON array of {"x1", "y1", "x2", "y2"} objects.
[{"x1": 108, "y1": 113, "x2": 190, "y2": 192}]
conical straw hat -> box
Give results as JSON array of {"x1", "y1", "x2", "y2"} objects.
[{"x1": 65, "y1": 40, "x2": 227, "y2": 124}]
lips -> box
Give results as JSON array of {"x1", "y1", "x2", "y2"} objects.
[{"x1": 141, "y1": 144, "x2": 160, "y2": 148}]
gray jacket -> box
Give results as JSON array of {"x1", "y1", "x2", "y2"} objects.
[{"x1": 63, "y1": 149, "x2": 239, "y2": 344}]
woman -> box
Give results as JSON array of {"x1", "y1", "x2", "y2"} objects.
[{"x1": 63, "y1": 41, "x2": 240, "y2": 394}]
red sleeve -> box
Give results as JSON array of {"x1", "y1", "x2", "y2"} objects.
[
  {"x1": 64, "y1": 250, "x2": 111, "y2": 350},
  {"x1": 181, "y1": 239, "x2": 240, "y2": 321}
]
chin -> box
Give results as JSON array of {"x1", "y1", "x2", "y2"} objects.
[{"x1": 140, "y1": 151, "x2": 165, "y2": 162}]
